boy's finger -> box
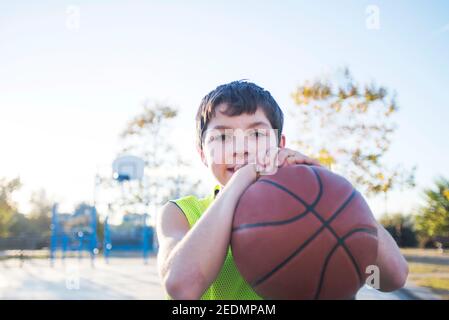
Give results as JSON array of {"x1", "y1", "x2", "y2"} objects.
[
  {"x1": 312, "y1": 159, "x2": 322, "y2": 167},
  {"x1": 260, "y1": 149, "x2": 278, "y2": 175},
  {"x1": 307, "y1": 157, "x2": 322, "y2": 166},
  {"x1": 267, "y1": 148, "x2": 281, "y2": 167},
  {"x1": 277, "y1": 151, "x2": 291, "y2": 167},
  {"x1": 286, "y1": 154, "x2": 320, "y2": 167}
]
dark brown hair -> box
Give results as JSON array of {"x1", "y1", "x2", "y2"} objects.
[{"x1": 195, "y1": 80, "x2": 284, "y2": 150}]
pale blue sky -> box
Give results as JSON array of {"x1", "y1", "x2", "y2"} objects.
[{"x1": 0, "y1": 0, "x2": 448, "y2": 217}]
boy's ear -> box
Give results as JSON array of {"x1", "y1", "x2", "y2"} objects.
[
  {"x1": 197, "y1": 145, "x2": 208, "y2": 167},
  {"x1": 279, "y1": 134, "x2": 286, "y2": 148}
]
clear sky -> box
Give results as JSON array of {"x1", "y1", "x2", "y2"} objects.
[{"x1": 0, "y1": 0, "x2": 448, "y2": 217}]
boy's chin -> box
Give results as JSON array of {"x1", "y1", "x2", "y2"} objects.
[
  {"x1": 220, "y1": 170, "x2": 234, "y2": 184},
  {"x1": 222, "y1": 172, "x2": 232, "y2": 183}
]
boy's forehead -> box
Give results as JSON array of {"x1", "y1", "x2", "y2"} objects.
[{"x1": 208, "y1": 105, "x2": 271, "y2": 130}]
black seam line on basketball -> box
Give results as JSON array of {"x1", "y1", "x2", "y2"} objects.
[
  {"x1": 341, "y1": 243, "x2": 363, "y2": 286},
  {"x1": 257, "y1": 170, "x2": 364, "y2": 288},
  {"x1": 310, "y1": 166, "x2": 324, "y2": 206},
  {"x1": 232, "y1": 166, "x2": 324, "y2": 232},
  {"x1": 259, "y1": 168, "x2": 324, "y2": 214},
  {"x1": 251, "y1": 191, "x2": 357, "y2": 288},
  {"x1": 239, "y1": 179, "x2": 356, "y2": 232},
  {"x1": 303, "y1": 170, "x2": 363, "y2": 286},
  {"x1": 232, "y1": 209, "x2": 311, "y2": 232},
  {"x1": 307, "y1": 168, "x2": 369, "y2": 287},
  {"x1": 313, "y1": 228, "x2": 378, "y2": 300}
]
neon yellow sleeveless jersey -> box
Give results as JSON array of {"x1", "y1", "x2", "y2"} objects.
[{"x1": 167, "y1": 184, "x2": 263, "y2": 300}]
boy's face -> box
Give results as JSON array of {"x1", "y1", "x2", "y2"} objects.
[{"x1": 198, "y1": 103, "x2": 286, "y2": 186}]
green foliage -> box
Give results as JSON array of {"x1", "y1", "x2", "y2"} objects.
[
  {"x1": 0, "y1": 177, "x2": 21, "y2": 237},
  {"x1": 379, "y1": 212, "x2": 418, "y2": 247},
  {"x1": 8, "y1": 212, "x2": 34, "y2": 236},
  {"x1": 414, "y1": 177, "x2": 449, "y2": 244},
  {"x1": 7, "y1": 189, "x2": 52, "y2": 238}
]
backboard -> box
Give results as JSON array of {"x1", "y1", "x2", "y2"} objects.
[{"x1": 112, "y1": 155, "x2": 145, "y2": 182}]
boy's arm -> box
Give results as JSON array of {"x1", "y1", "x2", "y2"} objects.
[
  {"x1": 156, "y1": 164, "x2": 258, "y2": 300},
  {"x1": 156, "y1": 201, "x2": 190, "y2": 298},
  {"x1": 375, "y1": 222, "x2": 409, "y2": 292}
]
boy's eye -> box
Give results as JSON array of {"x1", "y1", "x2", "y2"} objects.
[
  {"x1": 209, "y1": 133, "x2": 231, "y2": 143},
  {"x1": 207, "y1": 129, "x2": 267, "y2": 144},
  {"x1": 249, "y1": 129, "x2": 266, "y2": 138},
  {"x1": 219, "y1": 133, "x2": 232, "y2": 141}
]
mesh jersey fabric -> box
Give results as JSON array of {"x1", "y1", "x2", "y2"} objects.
[{"x1": 167, "y1": 184, "x2": 262, "y2": 300}]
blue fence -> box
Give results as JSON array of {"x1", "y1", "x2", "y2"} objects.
[
  {"x1": 50, "y1": 203, "x2": 97, "y2": 265},
  {"x1": 103, "y1": 213, "x2": 154, "y2": 263}
]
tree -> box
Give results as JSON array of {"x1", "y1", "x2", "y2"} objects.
[
  {"x1": 290, "y1": 67, "x2": 415, "y2": 198},
  {"x1": 414, "y1": 177, "x2": 449, "y2": 247},
  {"x1": 27, "y1": 189, "x2": 52, "y2": 237},
  {"x1": 379, "y1": 212, "x2": 418, "y2": 248},
  {"x1": 0, "y1": 177, "x2": 21, "y2": 237},
  {"x1": 162, "y1": 155, "x2": 202, "y2": 203},
  {"x1": 7, "y1": 189, "x2": 52, "y2": 238},
  {"x1": 8, "y1": 213, "x2": 34, "y2": 237},
  {"x1": 99, "y1": 100, "x2": 201, "y2": 221}
]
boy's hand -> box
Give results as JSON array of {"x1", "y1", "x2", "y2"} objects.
[{"x1": 258, "y1": 147, "x2": 321, "y2": 176}]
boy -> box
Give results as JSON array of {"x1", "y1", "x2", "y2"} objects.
[{"x1": 156, "y1": 80, "x2": 408, "y2": 300}]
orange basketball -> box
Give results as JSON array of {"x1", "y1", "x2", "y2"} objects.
[{"x1": 231, "y1": 165, "x2": 378, "y2": 300}]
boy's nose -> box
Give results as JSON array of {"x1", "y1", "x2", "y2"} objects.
[
  {"x1": 234, "y1": 141, "x2": 248, "y2": 155},
  {"x1": 232, "y1": 136, "x2": 248, "y2": 160}
]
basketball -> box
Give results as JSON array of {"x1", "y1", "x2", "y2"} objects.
[{"x1": 231, "y1": 164, "x2": 379, "y2": 300}]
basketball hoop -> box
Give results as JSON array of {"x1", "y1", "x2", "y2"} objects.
[{"x1": 112, "y1": 155, "x2": 145, "y2": 182}]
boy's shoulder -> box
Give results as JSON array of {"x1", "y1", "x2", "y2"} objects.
[
  {"x1": 171, "y1": 184, "x2": 221, "y2": 201},
  {"x1": 169, "y1": 184, "x2": 221, "y2": 211}
]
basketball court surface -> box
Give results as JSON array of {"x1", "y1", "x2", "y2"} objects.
[{"x1": 0, "y1": 256, "x2": 410, "y2": 300}]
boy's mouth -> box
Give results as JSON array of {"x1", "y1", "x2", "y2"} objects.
[
  {"x1": 226, "y1": 163, "x2": 247, "y2": 174},
  {"x1": 226, "y1": 166, "x2": 236, "y2": 174}
]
